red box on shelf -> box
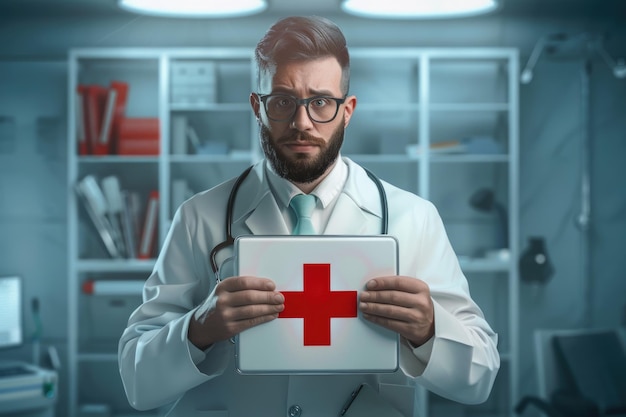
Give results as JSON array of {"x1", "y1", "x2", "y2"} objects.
[{"x1": 117, "y1": 117, "x2": 160, "y2": 156}]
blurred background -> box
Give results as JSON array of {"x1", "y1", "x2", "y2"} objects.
[{"x1": 0, "y1": 0, "x2": 624, "y2": 416}]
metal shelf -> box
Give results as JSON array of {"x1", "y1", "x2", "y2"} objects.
[
  {"x1": 68, "y1": 47, "x2": 519, "y2": 417},
  {"x1": 76, "y1": 259, "x2": 155, "y2": 273}
]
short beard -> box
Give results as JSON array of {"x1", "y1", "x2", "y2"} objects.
[{"x1": 260, "y1": 123, "x2": 344, "y2": 184}]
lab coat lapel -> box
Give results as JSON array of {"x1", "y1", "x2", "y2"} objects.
[
  {"x1": 324, "y1": 195, "x2": 370, "y2": 234},
  {"x1": 324, "y1": 158, "x2": 384, "y2": 235},
  {"x1": 228, "y1": 158, "x2": 383, "y2": 236},
  {"x1": 243, "y1": 193, "x2": 289, "y2": 235},
  {"x1": 227, "y1": 163, "x2": 289, "y2": 237}
]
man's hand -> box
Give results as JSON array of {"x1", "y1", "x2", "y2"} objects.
[
  {"x1": 359, "y1": 276, "x2": 434, "y2": 346},
  {"x1": 188, "y1": 276, "x2": 284, "y2": 350}
]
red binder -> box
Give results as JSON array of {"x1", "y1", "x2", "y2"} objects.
[
  {"x1": 110, "y1": 81, "x2": 129, "y2": 143},
  {"x1": 96, "y1": 81, "x2": 129, "y2": 155},
  {"x1": 83, "y1": 84, "x2": 108, "y2": 155}
]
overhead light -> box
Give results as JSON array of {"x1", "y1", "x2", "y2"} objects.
[
  {"x1": 118, "y1": 0, "x2": 267, "y2": 18},
  {"x1": 341, "y1": 0, "x2": 499, "y2": 19}
]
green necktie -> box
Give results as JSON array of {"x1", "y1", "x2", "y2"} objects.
[{"x1": 290, "y1": 194, "x2": 317, "y2": 235}]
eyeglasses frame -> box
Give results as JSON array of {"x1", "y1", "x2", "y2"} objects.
[{"x1": 257, "y1": 93, "x2": 347, "y2": 124}]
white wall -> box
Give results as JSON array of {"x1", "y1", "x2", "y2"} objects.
[{"x1": 0, "y1": 10, "x2": 625, "y2": 416}]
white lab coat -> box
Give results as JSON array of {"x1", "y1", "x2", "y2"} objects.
[{"x1": 118, "y1": 157, "x2": 499, "y2": 417}]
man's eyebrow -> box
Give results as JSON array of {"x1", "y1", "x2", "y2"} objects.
[
  {"x1": 270, "y1": 88, "x2": 337, "y2": 97},
  {"x1": 308, "y1": 89, "x2": 337, "y2": 97}
]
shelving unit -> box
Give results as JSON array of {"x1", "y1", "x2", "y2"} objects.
[
  {"x1": 67, "y1": 47, "x2": 518, "y2": 417},
  {"x1": 67, "y1": 48, "x2": 258, "y2": 417},
  {"x1": 349, "y1": 48, "x2": 519, "y2": 417}
]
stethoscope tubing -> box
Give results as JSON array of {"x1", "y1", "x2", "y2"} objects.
[{"x1": 209, "y1": 165, "x2": 388, "y2": 275}]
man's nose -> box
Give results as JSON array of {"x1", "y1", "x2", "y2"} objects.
[{"x1": 290, "y1": 104, "x2": 313, "y2": 130}]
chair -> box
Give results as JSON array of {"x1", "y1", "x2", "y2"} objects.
[{"x1": 515, "y1": 328, "x2": 626, "y2": 417}]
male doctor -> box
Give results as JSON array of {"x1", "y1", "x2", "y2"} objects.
[{"x1": 118, "y1": 15, "x2": 500, "y2": 417}]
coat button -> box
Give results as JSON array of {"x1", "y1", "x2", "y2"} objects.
[{"x1": 288, "y1": 404, "x2": 302, "y2": 417}]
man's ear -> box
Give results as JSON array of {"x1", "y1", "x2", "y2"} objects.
[
  {"x1": 250, "y1": 93, "x2": 261, "y2": 119},
  {"x1": 343, "y1": 95, "x2": 357, "y2": 128}
]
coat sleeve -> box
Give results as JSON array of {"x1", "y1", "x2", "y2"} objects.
[
  {"x1": 394, "y1": 196, "x2": 500, "y2": 405},
  {"x1": 118, "y1": 202, "x2": 229, "y2": 411}
]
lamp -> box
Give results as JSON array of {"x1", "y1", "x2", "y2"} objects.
[
  {"x1": 596, "y1": 40, "x2": 626, "y2": 79},
  {"x1": 469, "y1": 188, "x2": 508, "y2": 249},
  {"x1": 118, "y1": 0, "x2": 267, "y2": 18},
  {"x1": 341, "y1": 0, "x2": 499, "y2": 19},
  {"x1": 520, "y1": 33, "x2": 568, "y2": 84},
  {"x1": 521, "y1": 32, "x2": 626, "y2": 84}
]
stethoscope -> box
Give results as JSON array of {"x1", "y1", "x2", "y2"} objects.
[{"x1": 209, "y1": 165, "x2": 389, "y2": 276}]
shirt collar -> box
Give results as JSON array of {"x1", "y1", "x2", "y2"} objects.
[{"x1": 264, "y1": 155, "x2": 348, "y2": 209}]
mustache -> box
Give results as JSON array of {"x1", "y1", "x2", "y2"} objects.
[{"x1": 278, "y1": 131, "x2": 325, "y2": 146}]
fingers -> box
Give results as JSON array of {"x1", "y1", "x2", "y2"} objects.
[
  {"x1": 190, "y1": 276, "x2": 287, "y2": 348},
  {"x1": 360, "y1": 289, "x2": 415, "y2": 308},
  {"x1": 225, "y1": 289, "x2": 284, "y2": 308},
  {"x1": 365, "y1": 275, "x2": 427, "y2": 293},
  {"x1": 360, "y1": 309, "x2": 434, "y2": 346},
  {"x1": 215, "y1": 276, "x2": 284, "y2": 324},
  {"x1": 218, "y1": 275, "x2": 276, "y2": 292},
  {"x1": 359, "y1": 275, "x2": 435, "y2": 344},
  {"x1": 221, "y1": 299, "x2": 284, "y2": 323},
  {"x1": 359, "y1": 297, "x2": 425, "y2": 323},
  {"x1": 217, "y1": 276, "x2": 284, "y2": 308},
  {"x1": 360, "y1": 276, "x2": 429, "y2": 308},
  {"x1": 359, "y1": 296, "x2": 434, "y2": 345},
  {"x1": 219, "y1": 310, "x2": 282, "y2": 340}
]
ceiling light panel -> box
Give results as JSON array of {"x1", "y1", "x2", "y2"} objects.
[
  {"x1": 118, "y1": 0, "x2": 267, "y2": 18},
  {"x1": 342, "y1": 0, "x2": 499, "y2": 19}
]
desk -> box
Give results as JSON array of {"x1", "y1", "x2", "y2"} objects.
[{"x1": 0, "y1": 361, "x2": 57, "y2": 417}]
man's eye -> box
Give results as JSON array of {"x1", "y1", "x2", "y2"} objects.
[
  {"x1": 276, "y1": 98, "x2": 293, "y2": 107},
  {"x1": 311, "y1": 98, "x2": 329, "y2": 107}
]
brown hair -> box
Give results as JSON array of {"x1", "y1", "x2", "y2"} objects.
[{"x1": 254, "y1": 16, "x2": 350, "y2": 95}]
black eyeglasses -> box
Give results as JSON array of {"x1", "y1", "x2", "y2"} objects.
[{"x1": 258, "y1": 94, "x2": 346, "y2": 123}]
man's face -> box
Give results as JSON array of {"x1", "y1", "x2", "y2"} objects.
[{"x1": 251, "y1": 57, "x2": 356, "y2": 184}]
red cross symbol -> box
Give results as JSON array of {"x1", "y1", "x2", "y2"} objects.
[{"x1": 278, "y1": 263, "x2": 358, "y2": 346}]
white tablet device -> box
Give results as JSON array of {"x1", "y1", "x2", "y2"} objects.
[{"x1": 234, "y1": 235, "x2": 399, "y2": 374}]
